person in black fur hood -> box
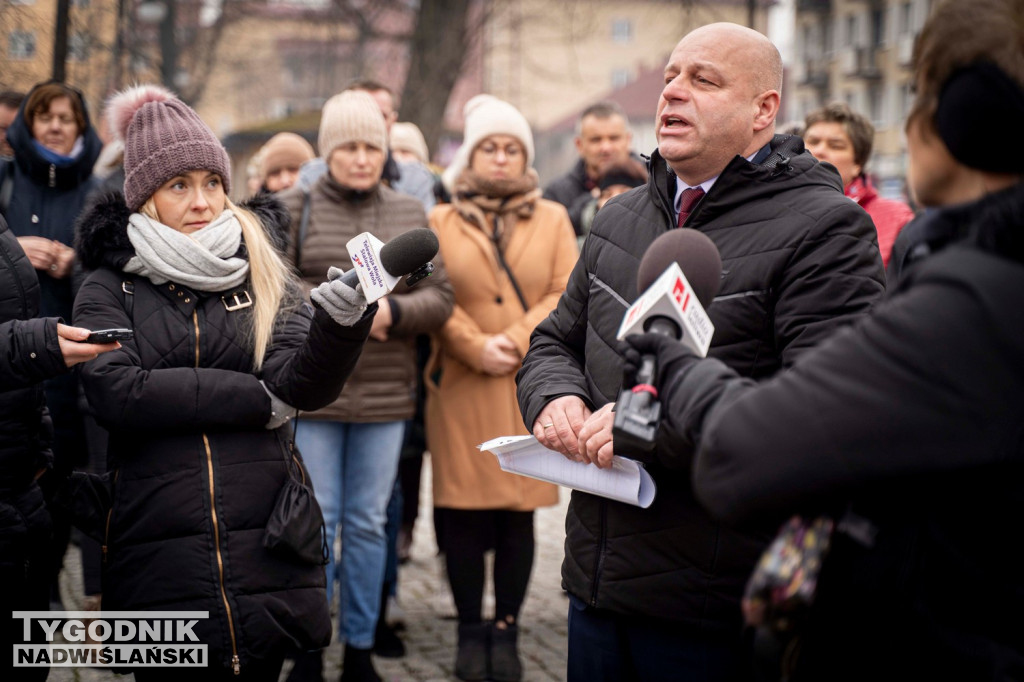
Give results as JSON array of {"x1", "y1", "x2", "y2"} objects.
[{"x1": 72, "y1": 84, "x2": 376, "y2": 681}]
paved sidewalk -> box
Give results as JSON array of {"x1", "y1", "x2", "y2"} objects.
[{"x1": 51, "y1": 459, "x2": 570, "y2": 681}]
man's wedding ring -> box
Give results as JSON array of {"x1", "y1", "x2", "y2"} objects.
[
  {"x1": 542, "y1": 423, "x2": 555, "y2": 429},
  {"x1": 49, "y1": 264, "x2": 58, "y2": 271}
]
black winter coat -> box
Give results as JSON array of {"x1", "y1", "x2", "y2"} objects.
[
  {"x1": 679, "y1": 183, "x2": 1024, "y2": 679},
  {"x1": 517, "y1": 136, "x2": 886, "y2": 633},
  {"x1": 72, "y1": 192, "x2": 373, "y2": 672},
  {"x1": 0, "y1": 213, "x2": 62, "y2": 569},
  {"x1": 0, "y1": 81, "x2": 102, "y2": 321}
]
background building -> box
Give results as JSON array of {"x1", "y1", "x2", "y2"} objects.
[{"x1": 790, "y1": 0, "x2": 934, "y2": 196}]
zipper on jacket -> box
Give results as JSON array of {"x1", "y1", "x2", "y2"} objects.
[
  {"x1": 101, "y1": 469, "x2": 119, "y2": 563},
  {"x1": 204, "y1": 433, "x2": 241, "y2": 675},
  {"x1": 590, "y1": 499, "x2": 608, "y2": 607},
  {"x1": 192, "y1": 310, "x2": 201, "y2": 367},
  {"x1": 48, "y1": 164, "x2": 56, "y2": 188},
  {"x1": 194, "y1": 311, "x2": 241, "y2": 674}
]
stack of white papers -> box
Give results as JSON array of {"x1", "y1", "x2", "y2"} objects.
[{"x1": 479, "y1": 435, "x2": 657, "y2": 508}]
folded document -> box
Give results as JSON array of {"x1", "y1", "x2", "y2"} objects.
[{"x1": 479, "y1": 435, "x2": 657, "y2": 508}]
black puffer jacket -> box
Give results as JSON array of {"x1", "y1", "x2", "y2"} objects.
[
  {"x1": 0, "y1": 213, "x2": 62, "y2": 568},
  {"x1": 73, "y1": 192, "x2": 373, "y2": 672},
  {"x1": 681, "y1": 183, "x2": 1024, "y2": 680},
  {"x1": 517, "y1": 136, "x2": 886, "y2": 633}
]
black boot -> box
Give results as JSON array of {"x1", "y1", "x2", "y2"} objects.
[
  {"x1": 340, "y1": 644, "x2": 381, "y2": 682},
  {"x1": 373, "y1": 581, "x2": 406, "y2": 658},
  {"x1": 285, "y1": 650, "x2": 324, "y2": 682},
  {"x1": 454, "y1": 622, "x2": 489, "y2": 681},
  {"x1": 373, "y1": 618, "x2": 406, "y2": 658},
  {"x1": 489, "y1": 622, "x2": 522, "y2": 682}
]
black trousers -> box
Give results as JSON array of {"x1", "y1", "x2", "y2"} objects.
[{"x1": 436, "y1": 507, "x2": 535, "y2": 623}]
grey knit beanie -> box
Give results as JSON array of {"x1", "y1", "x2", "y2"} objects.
[
  {"x1": 108, "y1": 84, "x2": 232, "y2": 211},
  {"x1": 318, "y1": 90, "x2": 387, "y2": 159}
]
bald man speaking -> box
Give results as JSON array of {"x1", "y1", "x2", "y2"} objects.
[{"x1": 517, "y1": 23, "x2": 885, "y2": 682}]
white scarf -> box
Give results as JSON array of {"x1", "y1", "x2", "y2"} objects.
[{"x1": 125, "y1": 210, "x2": 250, "y2": 291}]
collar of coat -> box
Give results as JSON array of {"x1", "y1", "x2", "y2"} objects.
[{"x1": 644, "y1": 134, "x2": 840, "y2": 227}]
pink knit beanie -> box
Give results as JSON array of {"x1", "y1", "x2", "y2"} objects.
[{"x1": 107, "y1": 84, "x2": 231, "y2": 211}]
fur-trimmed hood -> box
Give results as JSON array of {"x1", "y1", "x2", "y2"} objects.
[{"x1": 74, "y1": 190, "x2": 292, "y2": 272}]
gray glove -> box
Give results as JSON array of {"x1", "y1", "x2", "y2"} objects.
[
  {"x1": 310, "y1": 266, "x2": 368, "y2": 327},
  {"x1": 261, "y1": 380, "x2": 297, "y2": 430}
]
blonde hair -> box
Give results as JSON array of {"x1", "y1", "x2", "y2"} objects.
[{"x1": 139, "y1": 197, "x2": 294, "y2": 371}]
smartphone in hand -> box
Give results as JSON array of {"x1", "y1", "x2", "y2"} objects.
[{"x1": 84, "y1": 328, "x2": 134, "y2": 343}]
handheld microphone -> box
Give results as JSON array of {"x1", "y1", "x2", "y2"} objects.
[
  {"x1": 612, "y1": 229, "x2": 723, "y2": 456},
  {"x1": 342, "y1": 228, "x2": 440, "y2": 303}
]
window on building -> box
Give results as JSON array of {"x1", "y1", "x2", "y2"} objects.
[
  {"x1": 868, "y1": 85, "x2": 884, "y2": 126},
  {"x1": 69, "y1": 32, "x2": 89, "y2": 61},
  {"x1": 611, "y1": 19, "x2": 633, "y2": 44},
  {"x1": 72, "y1": 0, "x2": 90, "y2": 7},
  {"x1": 871, "y1": 9, "x2": 885, "y2": 46},
  {"x1": 8, "y1": 30, "x2": 36, "y2": 59},
  {"x1": 844, "y1": 14, "x2": 856, "y2": 47},
  {"x1": 611, "y1": 68, "x2": 631, "y2": 89},
  {"x1": 899, "y1": 1, "x2": 913, "y2": 34}
]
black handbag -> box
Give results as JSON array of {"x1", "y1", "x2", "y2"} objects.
[{"x1": 263, "y1": 428, "x2": 329, "y2": 566}]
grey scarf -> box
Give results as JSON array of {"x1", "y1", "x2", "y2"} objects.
[{"x1": 125, "y1": 210, "x2": 250, "y2": 291}]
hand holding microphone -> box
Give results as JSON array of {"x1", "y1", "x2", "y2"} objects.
[
  {"x1": 313, "y1": 227, "x2": 441, "y2": 328},
  {"x1": 612, "y1": 228, "x2": 722, "y2": 457},
  {"x1": 311, "y1": 267, "x2": 368, "y2": 327}
]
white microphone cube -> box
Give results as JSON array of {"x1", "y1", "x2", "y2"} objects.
[
  {"x1": 616, "y1": 262, "x2": 714, "y2": 357},
  {"x1": 346, "y1": 232, "x2": 402, "y2": 303}
]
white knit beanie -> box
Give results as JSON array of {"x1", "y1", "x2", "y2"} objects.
[
  {"x1": 390, "y1": 122, "x2": 430, "y2": 165},
  {"x1": 442, "y1": 95, "x2": 534, "y2": 192},
  {"x1": 318, "y1": 90, "x2": 387, "y2": 158}
]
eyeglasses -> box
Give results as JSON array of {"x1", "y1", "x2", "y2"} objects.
[{"x1": 475, "y1": 143, "x2": 523, "y2": 159}]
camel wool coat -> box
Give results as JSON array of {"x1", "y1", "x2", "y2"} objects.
[{"x1": 426, "y1": 197, "x2": 578, "y2": 510}]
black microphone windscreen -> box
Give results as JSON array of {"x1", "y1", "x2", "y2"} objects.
[
  {"x1": 636, "y1": 229, "x2": 722, "y2": 307},
  {"x1": 379, "y1": 228, "x2": 440, "y2": 276}
]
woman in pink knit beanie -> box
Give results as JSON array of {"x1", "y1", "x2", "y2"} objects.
[{"x1": 71, "y1": 84, "x2": 377, "y2": 681}]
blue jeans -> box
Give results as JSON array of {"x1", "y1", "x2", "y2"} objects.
[{"x1": 294, "y1": 419, "x2": 405, "y2": 649}]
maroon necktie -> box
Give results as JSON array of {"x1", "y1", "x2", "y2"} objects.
[{"x1": 676, "y1": 187, "x2": 705, "y2": 227}]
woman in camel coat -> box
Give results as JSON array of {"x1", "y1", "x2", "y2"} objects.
[{"x1": 425, "y1": 95, "x2": 578, "y2": 682}]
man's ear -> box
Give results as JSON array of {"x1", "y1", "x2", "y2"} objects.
[
  {"x1": 752, "y1": 91, "x2": 781, "y2": 133},
  {"x1": 574, "y1": 135, "x2": 584, "y2": 155}
]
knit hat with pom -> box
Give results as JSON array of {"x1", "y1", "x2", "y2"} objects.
[
  {"x1": 107, "y1": 84, "x2": 231, "y2": 211},
  {"x1": 441, "y1": 95, "x2": 534, "y2": 192},
  {"x1": 258, "y1": 132, "x2": 316, "y2": 181},
  {"x1": 318, "y1": 90, "x2": 387, "y2": 159}
]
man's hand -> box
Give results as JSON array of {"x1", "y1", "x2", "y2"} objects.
[
  {"x1": 532, "y1": 395, "x2": 592, "y2": 461},
  {"x1": 369, "y1": 296, "x2": 392, "y2": 341},
  {"x1": 17, "y1": 236, "x2": 58, "y2": 272},
  {"x1": 480, "y1": 333, "x2": 519, "y2": 376},
  {"x1": 57, "y1": 324, "x2": 120, "y2": 368},
  {"x1": 577, "y1": 402, "x2": 616, "y2": 468}
]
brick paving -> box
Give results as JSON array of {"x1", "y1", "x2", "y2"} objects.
[{"x1": 50, "y1": 457, "x2": 570, "y2": 681}]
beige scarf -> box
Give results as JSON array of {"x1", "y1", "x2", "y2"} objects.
[{"x1": 451, "y1": 168, "x2": 541, "y2": 250}]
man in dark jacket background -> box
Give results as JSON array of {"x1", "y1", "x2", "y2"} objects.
[
  {"x1": 543, "y1": 101, "x2": 635, "y2": 236},
  {"x1": 516, "y1": 22, "x2": 886, "y2": 682}
]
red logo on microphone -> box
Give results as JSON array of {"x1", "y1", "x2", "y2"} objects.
[
  {"x1": 352, "y1": 254, "x2": 364, "y2": 268},
  {"x1": 672, "y1": 277, "x2": 690, "y2": 311}
]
